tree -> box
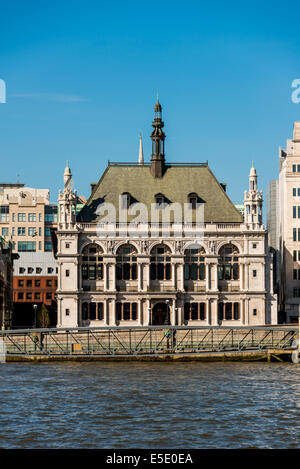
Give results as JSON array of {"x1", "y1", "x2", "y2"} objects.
[{"x1": 37, "y1": 304, "x2": 50, "y2": 328}]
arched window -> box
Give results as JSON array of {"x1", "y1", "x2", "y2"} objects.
[
  {"x1": 184, "y1": 247, "x2": 205, "y2": 280},
  {"x1": 82, "y1": 302, "x2": 104, "y2": 320},
  {"x1": 81, "y1": 244, "x2": 104, "y2": 280},
  {"x1": 218, "y1": 244, "x2": 239, "y2": 280},
  {"x1": 150, "y1": 245, "x2": 171, "y2": 280},
  {"x1": 116, "y1": 244, "x2": 137, "y2": 280}
]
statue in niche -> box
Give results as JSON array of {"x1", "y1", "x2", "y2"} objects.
[{"x1": 209, "y1": 240, "x2": 216, "y2": 254}]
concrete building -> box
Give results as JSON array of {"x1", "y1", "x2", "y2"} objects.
[
  {"x1": 0, "y1": 183, "x2": 57, "y2": 253},
  {"x1": 0, "y1": 183, "x2": 58, "y2": 326},
  {"x1": 54, "y1": 100, "x2": 277, "y2": 328},
  {"x1": 12, "y1": 252, "x2": 58, "y2": 328},
  {"x1": 0, "y1": 237, "x2": 18, "y2": 329},
  {"x1": 274, "y1": 121, "x2": 300, "y2": 322},
  {"x1": 267, "y1": 180, "x2": 280, "y2": 299}
]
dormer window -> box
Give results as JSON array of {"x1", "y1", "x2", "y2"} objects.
[
  {"x1": 188, "y1": 193, "x2": 199, "y2": 209},
  {"x1": 121, "y1": 192, "x2": 131, "y2": 209},
  {"x1": 155, "y1": 193, "x2": 165, "y2": 206}
]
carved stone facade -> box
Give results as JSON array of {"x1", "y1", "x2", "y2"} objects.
[
  {"x1": 55, "y1": 102, "x2": 277, "y2": 328},
  {"x1": 55, "y1": 167, "x2": 277, "y2": 328}
]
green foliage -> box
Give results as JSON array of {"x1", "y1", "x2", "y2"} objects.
[{"x1": 37, "y1": 304, "x2": 50, "y2": 328}]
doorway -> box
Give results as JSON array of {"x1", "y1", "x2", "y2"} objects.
[{"x1": 152, "y1": 302, "x2": 169, "y2": 325}]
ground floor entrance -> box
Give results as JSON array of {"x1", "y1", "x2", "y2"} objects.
[{"x1": 152, "y1": 302, "x2": 170, "y2": 325}]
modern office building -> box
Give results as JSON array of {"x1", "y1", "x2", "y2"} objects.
[
  {"x1": 0, "y1": 237, "x2": 18, "y2": 329},
  {"x1": 0, "y1": 183, "x2": 58, "y2": 326},
  {"x1": 273, "y1": 121, "x2": 300, "y2": 322}
]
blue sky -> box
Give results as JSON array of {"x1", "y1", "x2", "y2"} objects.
[{"x1": 0, "y1": 0, "x2": 300, "y2": 205}]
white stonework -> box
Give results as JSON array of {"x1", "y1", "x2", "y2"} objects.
[{"x1": 56, "y1": 163, "x2": 277, "y2": 328}]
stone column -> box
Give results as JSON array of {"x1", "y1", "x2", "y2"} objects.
[
  {"x1": 172, "y1": 264, "x2": 176, "y2": 289},
  {"x1": 104, "y1": 263, "x2": 109, "y2": 292},
  {"x1": 111, "y1": 299, "x2": 116, "y2": 326},
  {"x1": 104, "y1": 299, "x2": 109, "y2": 325},
  {"x1": 138, "y1": 299, "x2": 142, "y2": 325},
  {"x1": 113, "y1": 263, "x2": 117, "y2": 292},
  {"x1": 177, "y1": 298, "x2": 184, "y2": 325},
  {"x1": 240, "y1": 262, "x2": 244, "y2": 291},
  {"x1": 178, "y1": 262, "x2": 184, "y2": 291},
  {"x1": 145, "y1": 263, "x2": 150, "y2": 291},
  {"x1": 145, "y1": 299, "x2": 151, "y2": 326},
  {"x1": 138, "y1": 263, "x2": 143, "y2": 291},
  {"x1": 171, "y1": 298, "x2": 176, "y2": 325},
  {"x1": 210, "y1": 298, "x2": 219, "y2": 326},
  {"x1": 245, "y1": 263, "x2": 249, "y2": 291}
]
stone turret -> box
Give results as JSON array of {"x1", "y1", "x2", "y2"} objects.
[
  {"x1": 58, "y1": 162, "x2": 77, "y2": 229},
  {"x1": 244, "y1": 165, "x2": 263, "y2": 229}
]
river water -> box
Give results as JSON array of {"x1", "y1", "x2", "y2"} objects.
[{"x1": 0, "y1": 361, "x2": 299, "y2": 449}]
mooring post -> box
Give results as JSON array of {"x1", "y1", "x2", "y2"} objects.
[{"x1": 298, "y1": 305, "x2": 300, "y2": 354}]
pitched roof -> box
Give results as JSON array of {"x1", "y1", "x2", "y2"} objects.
[{"x1": 77, "y1": 163, "x2": 243, "y2": 223}]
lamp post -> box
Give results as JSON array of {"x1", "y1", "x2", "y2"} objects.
[
  {"x1": 165, "y1": 299, "x2": 171, "y2": 326},
  {"x1": 148, "y1": 306, "x2": 152, "y2": 326},
  {"x1": 33, "y1": 304, "x2": 38, "y2": 329}
]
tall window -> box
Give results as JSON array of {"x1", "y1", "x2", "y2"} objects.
[
  {"x1": 81, "y1": 244, "x2": 104, "y2": 280},
  {"x1": 154, "y1": 193, "x2": 166, "y2": 206},
  {"x1": 0, "y1": 206, "x2": 9, "y2": 222},
  {"x1": 188, "y1": 193, "x2": 199, "y2": 209},
  {"x1": 17, "y1": 213, "x2": 26, "y2": 222},
  {"x1": 218, "y1": 245, "x2": 239, "y2": 280},
  {"x1": 28, "y1": 213, "x2": 36, "y2": 222},
  {"x1": 82, "y1": 302, "x2": 104, "y2": 320},
  {"x1": 116, "y1": 244, "x2": 137, "y2": 280},
  {"x1": 45, "y1": 241, "x2": 52, "y2": 251},
  {"x1": 150, "y1": 245, "x2": 171, "y2": 280},
  {"x1": 121, "y1": 193, "x2": 131, "y2": 209},
  {"x1": 218, "y1": 302, "x2": 240, "y2": 320},
  {"x1": 184, "y1": 247, "x2": 205, "y2": 280},
  {"x1": 116, "y1": 302, "x2": 137, "y2": 321},
  {"x1": 184, "y1": 302, "x2": 206, "y2": 320}
]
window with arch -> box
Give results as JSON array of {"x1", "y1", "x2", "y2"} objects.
[
  {"x1": 82, "y1": 302, "x2": 104, "y2": 320},
  {"x1": 150, "y1": 245, "x2": 171, "y2": 280},
  {"x1": 116, "y1": 244, "x2": 137, "y2": 280},
  {"x1": 81, "y1": 244, "x2": 104, "y2": 280},
  {"x1": 184, "y1": 247, "x2": 205, "y2": 280},
  {"x1": 218, "y1": 244, "x2": 239, "y2": 280}
]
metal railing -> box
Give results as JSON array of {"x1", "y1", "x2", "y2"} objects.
[{"x1": 0, "y1": 325, "x2": 297, "y2": 357}]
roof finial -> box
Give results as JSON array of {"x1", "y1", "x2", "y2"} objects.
[{"x1": 138, "y1": 133, "x2": 144, "y2": 165}]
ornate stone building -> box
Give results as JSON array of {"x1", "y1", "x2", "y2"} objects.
[{"x1": 55, "y1": 100, "x2": 277, "y2": 328}]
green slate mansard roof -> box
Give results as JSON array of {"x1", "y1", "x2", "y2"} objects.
[{"x1": 77, "y1": 163, "x2": 243, "y2": 224}]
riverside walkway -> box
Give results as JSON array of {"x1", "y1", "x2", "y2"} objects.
[{"x1": 0, "y1": 325, "x2": 299, "y2": 362}]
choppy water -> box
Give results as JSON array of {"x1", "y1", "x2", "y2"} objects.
[{"x1": 0, "y1": 361, "x2": 299, "y2": 449}]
